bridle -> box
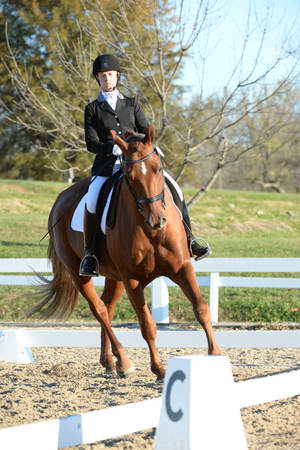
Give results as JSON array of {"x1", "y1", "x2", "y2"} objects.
[{"x1": 121, "y1": 147, "x2": 166, "y2": 214}]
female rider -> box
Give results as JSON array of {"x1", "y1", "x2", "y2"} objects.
[{"x1": 79, "y1": 53, "x2": 211, "y2": 276}]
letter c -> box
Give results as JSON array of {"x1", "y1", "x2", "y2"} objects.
[{"x1": 165, "y1": 370, "x2": 186, "y2": 422}]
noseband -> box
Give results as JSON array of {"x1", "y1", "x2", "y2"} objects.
[{"x1": 122, "y1": 147, "x2": 166, "y2": 214}]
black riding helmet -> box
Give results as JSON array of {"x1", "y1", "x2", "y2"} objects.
[{"x1": 92, "y1": 54, "x2": 121, "y2": 76}]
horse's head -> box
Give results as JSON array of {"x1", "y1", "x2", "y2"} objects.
[{"x1": 110, "y1": 126, "x2": 167, "y2": 230}]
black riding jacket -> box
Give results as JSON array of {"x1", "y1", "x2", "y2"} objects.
[{"x1": 84, "y1": 95, "x2": 149, "y2": 176}]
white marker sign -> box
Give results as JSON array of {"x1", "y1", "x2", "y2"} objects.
[{"x1": 155, "y1": 355, "x2": 247, "y2": 450}]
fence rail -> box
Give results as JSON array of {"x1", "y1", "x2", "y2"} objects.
[
  {"x1": 1, "y1": 258, "x2": 300, "y2": 323},
  {"x1": 0, "y1": 347, "x2": 299, "y2": 449}
]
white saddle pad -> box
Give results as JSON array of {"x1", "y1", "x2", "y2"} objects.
[{"x1": 71, "y1": 188, "x2": 114, "y2": 235}]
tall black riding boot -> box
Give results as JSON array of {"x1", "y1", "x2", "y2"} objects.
[
  {"x1": 79, "y1": 207, "x2": 99, "y2": 277},
  {"x1": 182, "y1": 200, "x2": 212, "y2": 261}
]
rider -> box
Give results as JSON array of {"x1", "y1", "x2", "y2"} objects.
[{"x1": 79, "y1": 53, "x2": 211, "y2": 277}]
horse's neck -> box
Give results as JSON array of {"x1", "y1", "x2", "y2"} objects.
[{"x1": 118, "y1": 181, "x2": 147, "y2": 230}]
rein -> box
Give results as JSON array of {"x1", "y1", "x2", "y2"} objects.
[{"x1": 121, "y1": 147, "x2": 166, "y2": 213}]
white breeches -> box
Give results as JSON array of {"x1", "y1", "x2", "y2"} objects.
[
  {"x1": 86, "y1": 162, "x2": 121, "y2": 213},
  {"x1": 86, "y1": 167, "x2": 183, "y2": 214},
  {"x1": 86, "y1": 176, "x2": 109, "y2": 213}
]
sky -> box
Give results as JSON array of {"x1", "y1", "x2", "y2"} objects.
[{"x1": 180, "y1": 0, "x2": 300, "y2": 97}]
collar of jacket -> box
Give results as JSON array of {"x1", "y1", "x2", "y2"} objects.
[
  {"x1": 98, "y1": 89, "x2": 123, "y2": 101},
  {"x1": 96, "y1": 97, "x2": 127, "y2": 115},
  {"x1": 97, "y1": 91, "x2": 124, "y2": 114}
]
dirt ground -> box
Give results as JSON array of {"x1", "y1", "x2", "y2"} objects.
[{"x1": 0, "y1": 343, "x2": 299, "y2": 449}]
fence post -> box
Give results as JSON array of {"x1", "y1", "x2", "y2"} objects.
[
  {"x1": 151, "y1": 277, "x2": 169, "y2": 324},
  {"x1": 209, "y1": 272, "x2": 220, "y2": 323}
]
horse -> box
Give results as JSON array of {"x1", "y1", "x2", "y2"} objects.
[{"x1": 32, "y1": 126, "x2": 221, "y2": 381}]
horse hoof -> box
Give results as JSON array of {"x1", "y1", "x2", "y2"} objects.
[
  {"x1": 117, "y1": 363, "x2": 135, "y2": 378},
  {"x1": 105, "y1": 367, "x2": 117, "y2": 376},
  {"x1": 208, "y1": 347, "x2": 222, "y2": 356},
  {"x1": 155, "y1": 376, "x2": 165, "y2": 385}
]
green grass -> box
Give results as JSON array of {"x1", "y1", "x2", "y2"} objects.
[
  {"x1": 0, "y1": 179, "x2": 66, "y2": 258},
  {"x1": 186, "y1": 188, "x2": 300, "y2": 258},
  {"x1": 0, "y1": 179, "x2": 299, "y2": 323}
]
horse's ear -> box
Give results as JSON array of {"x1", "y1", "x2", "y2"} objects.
[
  {"x1": 110, "y1": 130, "x2": 128, "y2": 153},
  {"x1": 144, "y1": 125, "x2": 155, "y2": 144}
]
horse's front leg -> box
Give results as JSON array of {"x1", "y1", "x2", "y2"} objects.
[
  {"x1": 100, "y1": 278, "x2": 125, "y2": 373},
  {"x1": 173, "y1": 261, "x2": 221, "y2": 355},
  {"x1": 124, "y1": 278, "x2": 165, "y2": 382},
  {"x1": 74, "y1": 276, "x2": 133, "y2": 377}
]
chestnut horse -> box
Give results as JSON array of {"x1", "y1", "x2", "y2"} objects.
[{"x1": 33, "y1": 126, "x2": 221, "y2": 381}]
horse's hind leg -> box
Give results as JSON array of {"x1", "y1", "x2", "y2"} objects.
[
  {"x1": 74, "y1": 276, "x2": 132, "y2": 376},
  {"x1": 124, "y1": 279, "x2": 165, "y2": 381},
  {"x1": 174, "y1": 262, "x2": 221, "y2": 355},
  {"x1": 100, "y1": 278, "x2": 125, "y2": 373}
]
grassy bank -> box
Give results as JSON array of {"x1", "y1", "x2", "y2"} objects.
[{"x1": 0, "y1": 179, "x2": 299, "y2": 322}]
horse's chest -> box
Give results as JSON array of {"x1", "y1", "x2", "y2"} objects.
[{"x1": 131, "y1": 246, "x2": 156, "y2": 274}]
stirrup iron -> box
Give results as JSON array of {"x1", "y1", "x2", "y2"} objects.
[
  {"x1": 189, "y1": 236, "x2": 212, "y2": 261},
  {"x1": 79, "y1": 253, "x2": 99, "y2": 277}
]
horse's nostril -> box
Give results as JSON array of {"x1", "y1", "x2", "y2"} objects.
[
  {"x1": 145, "y1": 216, "x2": 167, "y2": 230},
  {"x1": 153, "y1": 217, "x2": 167, "y2": 229}
]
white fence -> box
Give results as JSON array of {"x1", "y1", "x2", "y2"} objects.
[
  {"x1": 1, "y1": 328, "x2": 300, "y2": 364},
  {"x1": 1, "y1": 367, "x2": 300, "y2": 449},
  {"x1": 0, "y1": 341, "x2": 299, "y2": 449},
  {"x1": 1, "y1": 258, "x2": 300, "y2": 323},
  {"x1": 2, "y1": 327, "x2": 300, "y2": 363}
]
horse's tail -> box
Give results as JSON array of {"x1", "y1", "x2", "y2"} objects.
[{"x1": 28, "y1": 235, "x2": 79, "y2": 320}]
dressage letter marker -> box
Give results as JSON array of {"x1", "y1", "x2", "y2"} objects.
[
  {"x1": 165, "y1": 370, "x2": 186, "y2": 421},
  {"x1": 154, "y1": 355, "x2": 248, "y2": 450}
]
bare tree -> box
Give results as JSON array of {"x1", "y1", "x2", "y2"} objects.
[
  {"x1": 173, "y1": 1, "x2": 300, "y2": 202},
  {"x1": 81, "y1": 0, "x2": 300, "y2": 203},
  {"x1": 226, "y1": 84, "x2": 300, "y2": 193},
  {"x1": 2, "y1": 0, "x2": 300, "y2": 193},
  {"x1": 2, "y1": 21, "x2": 97, "y2": 176},
  {"x1": 81, "y1": 0, "x2": 220, "y2": 136}
]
